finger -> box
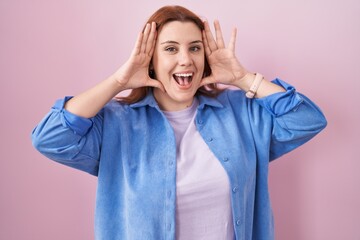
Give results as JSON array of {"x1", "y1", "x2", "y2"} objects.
[
  {"x1": 214, "y1": 20, "x2": 225, "y2": 49},
  {"x1": 203, "y1": 21, "x2": 218, "y2": 51},
  {"x1": 202, "y1": 30, "x2": 211, "y2": 57},
  {"x1": 146, "y1": 79, "x2": 165, "y2": 92},
  {"x1": 148, "y1": 22, "x2": 157, "y2": 57},
  {"x1": 131, "y1": 31, "x2": 143, "y2": 56},
  {"x1": 228, "y1": 27, "x2": 237, "y2": 52},
  {"x1": 200, "y1": 76, "x2": 216, "y2": 87},
  {"x1": 140, "y1": 23, "x2": 151, "y2": 53},
  {"x1": 145, "y1": 22, "x2": 156, "y2": 54}
]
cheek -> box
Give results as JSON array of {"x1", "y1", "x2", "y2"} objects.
[
  {"x1": 153, "y1": 56, "x2": 175, "y2": 77},
  {"x1": 196, "y1": 56, "x2": 205, "y2": 74}
]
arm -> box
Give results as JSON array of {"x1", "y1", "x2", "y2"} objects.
[
  {"x1": 65, "y1": 22, "x2": 163, "y2": 118},
  {"x1": 250, "y1": 79, "x2": 327, "y2": 160},
  {"x1": 32, "y1": 22, "x2": 163, "y2": 174},
  {"x1": 202, "y1": 21, "x2": 326, "y2": 159},
  {"x1": 201, "y1": 20, "x2": 285, "y2": 97},
  {"x1": 31, "y1": 97, "x2": 103, "y2": 175}
]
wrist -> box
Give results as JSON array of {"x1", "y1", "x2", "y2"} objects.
[
  {"x1": 233, "y1": 72, "x2": 256, "y2": 91},
  {"x1": 108, "y1": 74, "x2": 128, "y2": 92},
  {"x1": 245, "y1": 73, "x2": 264, "y2": 98}
]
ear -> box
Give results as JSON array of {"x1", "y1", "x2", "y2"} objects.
[{"x1": 149, "y1": 63, "x2": 156, "y2": 79}]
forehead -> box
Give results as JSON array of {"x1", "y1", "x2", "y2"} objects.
[{"x1": 157, "y1": 21, "x2": 202, "y2": 42}]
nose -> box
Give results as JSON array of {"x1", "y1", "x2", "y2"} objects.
[{"x1": 178, "y1": 50, "x2": 192, "y2": 66}]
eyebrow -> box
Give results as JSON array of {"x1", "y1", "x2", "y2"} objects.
[{"x1": 160, "y1": 40, "x2": 203, "y2": 45}]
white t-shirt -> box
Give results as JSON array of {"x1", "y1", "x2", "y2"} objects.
[{"x1": 163, "y1": 99, "x2": 234, "y2": 240}]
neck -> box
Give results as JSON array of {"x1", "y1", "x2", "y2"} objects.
[{"x1": 153, "y1": 88, "x2": 195, "y2": 111}]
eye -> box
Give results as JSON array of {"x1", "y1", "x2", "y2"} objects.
[
  {"x1": 165, "y1": 46, "x2": 177, "y2": 53},
  {"x1": 190, "y1": 45, "x2": 202, "y2": 52}
]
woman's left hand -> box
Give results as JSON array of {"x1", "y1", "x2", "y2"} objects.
[{"x1": 200, "y1": 20, "x2": 249, "y2": 88}]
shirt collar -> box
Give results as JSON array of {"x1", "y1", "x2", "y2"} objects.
[
  {"x1": 129, "y1": 90, "x2": 158, "y2": 108},
  {"x1": 197, "y1": 94, "x2": 224, "y2": 109},
  {"x1": 129, "y1": 90, "x2": 224, "y2": 109}
]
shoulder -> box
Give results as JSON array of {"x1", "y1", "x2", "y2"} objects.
[
  {"x1": 197, "y1": 88, "x2": 250, "y2": 116},
  {"x1": 100, "y1": 99, "x2": 132, "y2": 117},
  {"x1": 208, "y1": 88, "x2": 268, "y2": 119},
  {"x1": 214, "y1": 88, "x2": 248, "y2": 107},
  {"x1": 101, "y1": 98, "x2": 160, "y2": 117},
  {"x1": 220, "y1": 88, "x2": 244, "y2": 99}
]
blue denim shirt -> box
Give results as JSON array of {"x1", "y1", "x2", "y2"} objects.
[{"x1": 32, "y1": 79, "x2": 327, "y2": 240}]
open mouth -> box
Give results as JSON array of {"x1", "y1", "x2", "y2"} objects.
[{"x1": 173, "y1": 73, "x2": 193, "y2": 87}]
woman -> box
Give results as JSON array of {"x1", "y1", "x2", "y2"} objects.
[{"x1": 32, "y1": 5, "x2": 327, "y2": 240}]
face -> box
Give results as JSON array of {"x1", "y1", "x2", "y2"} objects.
[{"x1": 152, "y1": 21, "x2": 205, "y2": 111}]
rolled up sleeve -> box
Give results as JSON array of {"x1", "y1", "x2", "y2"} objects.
[
  {"x1": 31, "y1": 97, "x2": 102, "y2": 176},
  {"x1": 253, "y1": 79, "x2": 327, "y2": 161}
]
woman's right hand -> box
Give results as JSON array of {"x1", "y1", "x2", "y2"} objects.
[
  {"x1": 64, "y1": 22, "x2": 164, "y2": 118},
  {"x1": 112, "y1": 22, "x2": 164, "y2": 92}
]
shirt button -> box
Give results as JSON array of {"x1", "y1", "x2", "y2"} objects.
[
  {"x1": 198, "y1": 119, "x2": 203, "y2": 124},
  {"x1": 167, "y1": 224, "x2": 172, "y2": 231},
  {"x1": 207, "y1": 137, "x2": 213, "y2": 142},
  {"x1": 232, "y1": 186, "x2": 238, "y2": 193},
  {"x1": 236, "y1": 219, "x2": 241, "y2": 226},
  {"x1": 167, "y1": 191, "x2": 172, "y2": 198},
  {"x1": 223, "y1": 157, "x2": 229, "y2": 162},
  {"x1": 169, "y1": 161, "x2": 174, "y2": 166}
]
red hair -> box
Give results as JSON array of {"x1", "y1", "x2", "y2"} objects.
[{"x1": 119, "y1": 5, "x2": 223, "y2": 104}]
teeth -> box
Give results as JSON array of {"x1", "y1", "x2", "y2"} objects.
[
  {"x1": 174, "y1": 73, "x2": 193, "y2": 77},
  {"x1": 173, "y1": 72, "x2": 193, "y2": 87}
]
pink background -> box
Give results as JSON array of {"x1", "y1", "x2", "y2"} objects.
[{"x1": 1, "y1": 0, "x2": 359, "y2": 239}]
